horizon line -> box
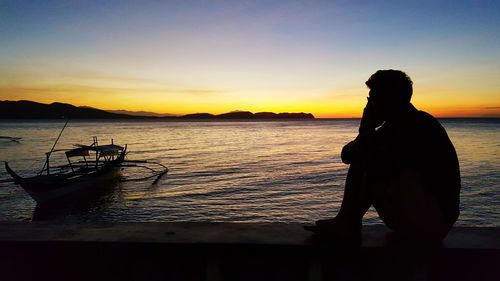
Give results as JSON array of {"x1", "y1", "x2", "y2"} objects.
[{"x1": 2, "y1": 99, "x2": 499, "y2": 119}]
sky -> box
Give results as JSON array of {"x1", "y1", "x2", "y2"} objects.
[{"x1": 1, "y1": 0, "x2": 499, "y2": 118}]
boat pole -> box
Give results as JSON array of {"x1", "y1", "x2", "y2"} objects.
[{"x1": 40, "y1": 119, "x2": 69, "y2": 175}]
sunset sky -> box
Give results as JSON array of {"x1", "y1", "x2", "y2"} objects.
[{"x1": 1, "y1": 0, "x2": 499, "y2": 118}]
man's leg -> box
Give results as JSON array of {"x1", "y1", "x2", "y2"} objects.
[
  {"x1": 319, "y1": 163, "x2": 372, "y2": 223},
  {"x1": 305, "y1": 163, "x2": 372, "y2": 239}
]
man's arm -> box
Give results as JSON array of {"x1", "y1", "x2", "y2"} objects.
[{"x1": 341, "y1": 98, "x2": 382, "y2": 165}]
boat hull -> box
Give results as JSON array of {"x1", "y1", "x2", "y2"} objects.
[{"x1": 22, "y1": 168, "x2": 122, "y2": 204}]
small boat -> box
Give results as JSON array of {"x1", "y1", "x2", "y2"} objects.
[
  {"x1": 5, "y1": 136, "x2": 127, "y2": 204},
  {"x1": 0, "y1": 136, "x2": 22, "y2": 143}
]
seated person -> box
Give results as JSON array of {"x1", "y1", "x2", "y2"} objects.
[{"x1": 305, "y1": 70, "x2": 461, "y2": 241}]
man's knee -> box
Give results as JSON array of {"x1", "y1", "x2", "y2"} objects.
[{"x1": 370, "y1": 169, "x2": 451, "y2": 240}]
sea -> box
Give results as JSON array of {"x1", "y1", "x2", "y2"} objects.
[{"x1": 0, "y1": 119, "x2": 498, "y2": 226}]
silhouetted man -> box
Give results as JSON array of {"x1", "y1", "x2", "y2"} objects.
[{"x1": 305, "y1": 70, "x2": 460, "y2": 241}]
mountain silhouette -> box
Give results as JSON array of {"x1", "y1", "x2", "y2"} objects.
[
  {"x1": 0, "y1": 100, "x2": 134, "y2": 119},
  {"x1": 105, "y1": 109, "x2": 175, "y2": 117},
  {"x1": 0, "y1": 100, "x2": 315, "y2": 120}
]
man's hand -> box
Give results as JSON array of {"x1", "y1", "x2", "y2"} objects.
[
  {"x1": 359, "y1": 97, "x2": 384, "y2": 134},
  {"x1": 343, "y1": 98, "x2": 384, "y2": 164}
]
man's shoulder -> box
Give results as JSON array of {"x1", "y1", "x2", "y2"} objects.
[
  {"x1": 414, "y1": 110, "x2": 449, "y2": 139},
  {"x1": 405, "y1": 104, "x2": 440, "y2": 127},
  {"x1": 415, "y1": 110, "x2": 441, "y2": 127},
  {"x1": 416, "y1": 109, "x2": 436, "y2": 121}
]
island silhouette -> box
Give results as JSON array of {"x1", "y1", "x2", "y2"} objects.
[{"x1": 0, "y1": 100, "x2": 315, "y2": 120}]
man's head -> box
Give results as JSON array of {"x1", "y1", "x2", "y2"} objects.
[{"x1": 365, "y1": 69, "x2": 413, "y2": 118}]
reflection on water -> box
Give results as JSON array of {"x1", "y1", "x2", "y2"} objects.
[{"x1": 0, "y1": 119, "x2": 498, "y2": 226}]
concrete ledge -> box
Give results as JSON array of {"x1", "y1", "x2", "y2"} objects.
[{"x1": 0, "y1": 222, "x2": 498, "y2": 281}]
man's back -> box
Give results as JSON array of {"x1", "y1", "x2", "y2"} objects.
[{"x1": 371, "y1": 106, "x2": 461, "y2": 226}]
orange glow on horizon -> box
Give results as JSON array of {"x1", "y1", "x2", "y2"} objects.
[{"x1": 1, "y1": 83, "x2": 498, "y2": 118}]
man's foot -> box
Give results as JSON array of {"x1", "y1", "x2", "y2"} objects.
[{"x1": 304, "y1": 217, "x2": 362, "y2": 242}]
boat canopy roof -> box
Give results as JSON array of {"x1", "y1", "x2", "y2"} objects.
[
  {"x1": 66, "y1": 144, "x2": 124, "y2": 158},
  {"x1": 65, "y1": 147, "x2": 90, "y2": 157}
]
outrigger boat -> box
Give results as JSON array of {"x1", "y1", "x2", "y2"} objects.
[
  {"x1": 4, "y1": 121, "x2": 168, "y2": 205},
  {"x1": 5, "y1": 136, "x2": 127, "y2": 204}
]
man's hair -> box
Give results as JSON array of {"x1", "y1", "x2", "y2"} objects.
[{"x1": 365, "y1": 70, "x2": 413, "y2": 103}]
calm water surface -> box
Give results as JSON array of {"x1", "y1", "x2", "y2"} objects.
[{"x1": 0, "y1": 119, "x2": 498, "y2": 226}]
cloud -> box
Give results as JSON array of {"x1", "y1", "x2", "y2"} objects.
[
  {"x1": 0, "y1": 67, "x2": 226, "y2": 98},
  {"x1": 0, "y1": 84, "x2": 224, "y2": 97},
  {"x1": 59, "y1": 69, "x2": 162, "y2": 85}
]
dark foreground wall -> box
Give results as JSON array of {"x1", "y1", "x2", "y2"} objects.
[{"x1": 0, "y1": 222, "x2": 498, "y2": 281}]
